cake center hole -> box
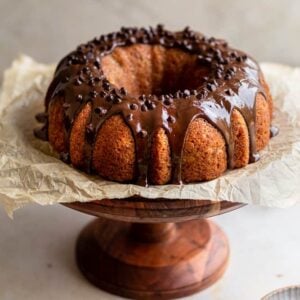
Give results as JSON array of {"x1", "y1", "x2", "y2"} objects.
[{"x1": 101, "y1": 44, "x2": 210, "y2": 97}]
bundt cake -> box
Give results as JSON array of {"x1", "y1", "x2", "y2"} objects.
[{"x1": 35, "y1": 25, "x2": 276, "y2": 186}]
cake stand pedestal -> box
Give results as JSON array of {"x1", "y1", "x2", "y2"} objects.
[{"x1": 65, "y1": 198, "x2": 243, "y2": 299}]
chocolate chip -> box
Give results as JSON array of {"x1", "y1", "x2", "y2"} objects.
[
  {"x1": 217, "y1": 64, "x2": 225, "y2": 71},
  {"x1": 91, "y1": 37, "x2": 100, "y2": 45},
  {"x1": 94, "y1": 107, "x2": 101, "y2": 114},
  {"x1": 89, "y1": 90, "x2": 97, "y2": 98},
  {"x1": 100, "y1": 91, "x2": 107, "y2": 98},
  {"x1": 88, "y1": 79, "x2": 95, "y2": 87},
  {"x1": 213, "y1": 49, "x2": 222, "y2": 58},
  {"x1": 218, "y1": 57, "x2": 228, "y2": 64},
  {"x1": 175, "y1": 91, "x2": 182, "y2": 98},
  {"x1": 139, "y1": 94, "x2": 147, "y2": 102},
  {"x1": 62, "y1": 76, "x2": 69, "y2": 83},
  {"x1": 138, "y1": 130, "x2": 147, "y2": 138},
  {"x1": 129, "y1": 36, "x2": 136, "y2": 44},
  {"x1": 148, "y1": 102, "x2": 156, "y2": 110},
  {"x1": 82, "y1": 67, "x2": 90, "y2": 74},
  {"x1": 130, "y1": 103, "x2": 138, "y2": 110},
  {"x1": 222, "y1": 58, "x2": 229, "y2": 65},
  {"x1": 113, "y1": 96, "x2": 122, "y2": 104},
  {"x1": 183, "y1": 89, "x2": 190, "y2": 97},
  {"x1": 224, "y1": 74, "x2": 232, "y2": 80},
  {"x1": 167, "y1": 115, "x2": 176, "y2": 123},
  {"x1": 183, "y1": 26, "x2": 190, "y2": 33},
  {"x1": 206, "y1": 83, "x2": 216, "y2": 92},
  {"x1": 94, "y1": 60, "x2": 100, "y2": 69},
  {"x1": 87, "y1": 73, "x2": 94, "y2": 80},
  {"x1": 198, "y1": 55, "x2": 212, "y2": 66},
  {"x1": 221, "y1": 41, "x2": 228, "y2": 48},
  {"x1": 196, "y1": 91, "x2": 206, "y2": 99},
  {"x1": 120, "y1": 87, "x2": 127, "y2": 96},
  {"x1": 106, "y1": 94, "x2": 114, "y2": 102},
  {"x1": 157, "y1": 24, "x2": 164, "y2": 32},
  {"x1": 100, "y1": 34, "x2": 108, "y2": 41},
  {"x1": 230, "y1": 51, "x2": 238, "y2": 58},
  {"x1": 126, "y1": 114, "x2": 133, "y2": 121},
  {"x1": 76, "y1": 94, "x2": 83, "y2": 102},
  {"x1": 107, "y1": 33, "x2": 114, "y2": 40},
  {"x1": 183, "y1": 41, "x2": 193, "y2": 51},
  {"x1": 94, "y1": 107, "x2": 107, "y2": 116},
  {"x1": 139, "y1": 36, "x2": 149, "y2": 43},
  {"x1": 111, "y1": 88, "x2": 118, "y2": 95},
  {"x1": 215, "y1": 72, "x2": 223, "y2": 79},
  {"x1": 87, "y1": 52, "x2": 94, "y2": 60},
  {"x1": 159, "y1": 37, "x2": 166, "y2": 45},
  {"x1": 86, "y1": 123, "x2": 94, "y2": 134},
  {"x1": 226, "y1": 69, "x2": 235, "y2": 76},
  {"x1": 71, "y1": 57, "x2": 80, "y2": 65},
  {"x1": 225, "y1": 89, "x2": 233, "y2": 96},
  {"x1": 74, "y1": 77, "x2": 83, "y2": 86},
  {"x1": 145, "y1": 99, "x2": 154, "y2": 109},
  {"x1": 163, "y1": 97, "x2": 173, "y2": 106},
  {"x1": 159, "y1": 95, "x2": 165, "y2": 101},
  {"x1": 102, "y1": 79, "x2": 110, "y2": 90},
  {"x1": 141, "y1": 104, "x2": 147, "y2": 111}
]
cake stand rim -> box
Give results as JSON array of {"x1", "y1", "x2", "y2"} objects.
[{"x1": 63, "y1": 197, "x2": 245, "y2": 223}]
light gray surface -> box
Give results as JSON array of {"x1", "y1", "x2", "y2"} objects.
[
  {"x1": 1, "y1": 1, "x2": 300, "y2": 299},
  {"x1": 1, "y1": 204, "x2": 300, "y2": 300},
  {"x1": 0, "y1": 0, "x2": 300, "y2": 79}
]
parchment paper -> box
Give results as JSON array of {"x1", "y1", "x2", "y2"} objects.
[{"x1": 0, "y1": 55, "x2": 299, "y2": 217}]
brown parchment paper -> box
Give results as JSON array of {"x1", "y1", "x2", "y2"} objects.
[{"x1": 0, "y1": 55, "x2": 299, "y2": 217}]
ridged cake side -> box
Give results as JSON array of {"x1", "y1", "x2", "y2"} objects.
[{"x1": 46, "y1": 43, "x2": 272, "y2": 185}]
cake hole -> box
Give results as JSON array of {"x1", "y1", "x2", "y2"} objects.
[{"x1": 101, "y1": 44, "x2": 211, "y2": 97}]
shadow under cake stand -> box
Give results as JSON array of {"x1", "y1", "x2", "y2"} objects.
[{"x1": 64, "y1": 197, "x2": 244, "y2": 299}]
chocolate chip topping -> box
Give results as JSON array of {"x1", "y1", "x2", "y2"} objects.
[{"x1": 35, "y1": 25, "x2": 274, "y2": 186}]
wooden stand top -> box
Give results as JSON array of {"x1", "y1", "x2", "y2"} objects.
[{"x1": 64, "y1": 197, "x2": 244, "y2": 223}]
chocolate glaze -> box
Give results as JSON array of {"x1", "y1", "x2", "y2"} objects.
[
  {"x1": 270, "y1": 125, "x2": 279, "y2": 137},
  {"x1": 35, "y1": 25, "x2": 276, "y2": 186}
]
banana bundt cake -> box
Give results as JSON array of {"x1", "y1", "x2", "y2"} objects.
[{"x1": 35, "y1": 25, "x2": 275, "y2": 186}]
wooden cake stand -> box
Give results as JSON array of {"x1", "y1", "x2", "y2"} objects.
[{"x1": 65, "y1": 198, "x2": 244, "y2": 299}]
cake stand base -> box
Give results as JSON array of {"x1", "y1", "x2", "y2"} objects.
[{"x1": 76, "y1": 217, "x2": 229, "y2": 299}]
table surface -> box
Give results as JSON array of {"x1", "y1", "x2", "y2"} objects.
[
  {"x1": 1, "y1": 0, "x2": 300, "y2": 80},
  {"x1": 1, "y1": 204, "x2": 300, "y2": 300},
  {"x1": 1, "y1": 0, "x2": 300, "y2": 299}
]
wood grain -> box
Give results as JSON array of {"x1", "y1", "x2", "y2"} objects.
[
  {"x1": 64, "y1": 197, "x2": 243, "y2": 223},
  {"x1": 76, "y1": 218, "x2": 229, "y2": 299},
  {"x1": 65, "y1": 198, "x2": 243, "y2": 298}
]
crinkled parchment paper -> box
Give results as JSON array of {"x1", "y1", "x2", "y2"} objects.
[{"x1": 0, "y1": 55, "x2": 299, "y2": 216}]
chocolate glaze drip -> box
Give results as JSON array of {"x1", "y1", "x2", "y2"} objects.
[
  {"x1": 270, "y1": 125, "x2": 279, "y2": 137},
  {"x1": 35, "y1": 25, "x2": 275, "y2": 186}
]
